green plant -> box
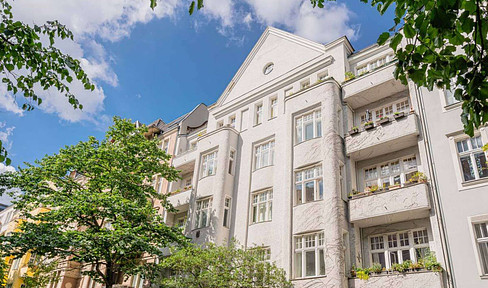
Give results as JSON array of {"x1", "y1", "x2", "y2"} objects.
[
  {"x1": 423, "y1": 252, "x2": 443, "y2": 272},
  {"x1": 364, "y1": 121, "x2": 374, "y2": 126},
  {"x1": 402, "y1": 260, "x2": 413, "y2": 271},
  {"x1": 369, "y1": 185, "x2": 379, "y2": 192},
  {"x1": 371, "y1": 262, "x2": 383, "y2": 274},
  {"x1": 351, "y1": 126, "x2": 359, "y2": 130},
  {"x1": 391, "y1": 263, "x2": 405, "y2": 273},
  {"x1": 394, "y1": 111, "x2": 403, "y2": 115},
  {"x1": 356, "y1": 268, "x2": 370, "y2": 280},
  {"x1": 345, "y1": 71, "x2": 356, "y2": 81},
  {"x1": 409, "y1": 172, "x2": 428, "y2": 183}
]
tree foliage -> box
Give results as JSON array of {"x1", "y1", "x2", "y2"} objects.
[
  {"x1": 0, "y1": 0, "x2": 94, "y2": 164},
  {"x1": 158, "y1": 241, "x2": 292, "y2": 288},
  {"x1": 0, "y1": 117, "x2": 187, "y2": 288},
  {"x1": 0, "y1": 258, "x2": 7, "y2": 287},
  {"x1": 314, "y1": 0, "x2": 487, "y2": 136},
  {"x1": 21, "y1": 258, "x2": 60, "y2": 288}
]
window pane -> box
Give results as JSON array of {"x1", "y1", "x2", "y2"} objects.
[
  {"x1": 305, "y1": 181, "x2": 315, "y2": 202},
  {"x1": 318, "y1": 179, "x2": 324, "y2": 200},
  {"x1": 402, "y1": 249, "x2": 411, "y2": 262},
  {"x1": 416, "y1": 247, "x2": 430, "y2": 260},
  {"x1": 390, "y1": 251, "x2": 399, "y2": 265},
  {"x1": 305, "y1": 122, "x2": 314, "y2": 141},
  {"x1": 479, "y1": 242, "x2": 488, "y2": 275},
  {"x1": 474, "y1": 152, "x2": 488, "y2": 178},
  {"x1": 295, "y1": 252, "x2": 302, "y2": 278},
  {"x1": 259, "y1": 203, "x2": 266, "y2": 222},
  {"x1": 319, "y1": 249, "x2": 325, "y2": 275},
  {"x1": 305, "y1": 251, "x2": 316, "y2": 276},
  {"x1": 296, "y1": 184, "x2": 302, "y2": 204},
  {"x1": 316, "y1": 119, "x2": 322, "y2": 137},
  {"x1": 475, "y1": 223, "x2": 488, "y2": 238},
  {"x1": 268, "y1": 201, "x2": 272, "y2": 220},
  {"x1": 460, "y1": 156, "x2": 475, "y2": 181},
  {"x1": 372, "y1": 253, "x2": 386, "y2": 267},
  {"x1": 296, "y1": 121, "x2": 303, "y2": 143}
]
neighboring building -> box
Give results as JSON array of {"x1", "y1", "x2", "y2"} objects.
[{"x1": 0, "y1": 203, "x2": 8, "y2": 211}]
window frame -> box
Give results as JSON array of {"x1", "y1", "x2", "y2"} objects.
[
  {"x1": 251, "y1": 189, "x2": 273, "y2": 224},
  {"x1": 469, "y1": 216, "x2": 488, "y2": 277},
  {"x1": 255, "y1": 103, "x2": 263, "y2": 125},
  {"x1": 195, "y1": 197, "x2": 212, "y2": 229},
  {"x1": 200, "y1": 150, "x2": 218, "y2": 178},
  {"x1": 295, "y1": 165, "x2": 323, "y2": 205},
  {"x1": 223, "y1": 197, "x2": 231, "y2": 228},
  {"x1": 228, "y1": 149, "x2": 236, "y2": 175},
  {"x1": 362, "y1": 155, "x2": 419, "y2": 191},
  {"x1": 455, "y1": 135, "x2": 488, "y2": 182},
  {"x1": 359, "y1": 98, "x2": 410, "y2": 125},
  {"x1": 269, "y1": 97, "x2": 278, "y2": 119},
  {"x1": 229, "y1": 115, "x2": 236, "y2": 128},
  {"x1": 294, "y1": 232, "x2": 326, "y2": 279},
  {"x1": 254, "y1": 139, "x2": 275, "y2": 170},
  {"x1": 295, "y1": 109, "x2": 322, "y2": 144}
]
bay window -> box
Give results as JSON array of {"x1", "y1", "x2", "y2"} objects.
[
  {"x1": 201, "y1": 150, "x2": 217, "y2": 178},
  {"x1": 195, "y1": 198, "x2": 212, "y2": 229},
  {"x1": 456, "y1": 136, "x2": 488, "y2": 182},
  {"x1": 255, "y1": 140, "x2": 274, "y2": 170},
  {"x1": 294, "y1": 232, "x2": 326, "y2": 278},
  {"x1": 363, "y1": 155, "x2": 418, "y2": 191},
  {"x1": 474, "y1": 222, "x2": 488, "y2": 275},
  {"x1": 296, "y1": 109, "x2": 321, "y2": 143},
  {"x1": 295, "y1": 165, "x2": 323, "y2": 204},
  {"x1": 251, "y1": 190, "x2": 272, "y2": 223},
  {"x1": 370, "y1": 229, "x2": 430, "y2": 268}
]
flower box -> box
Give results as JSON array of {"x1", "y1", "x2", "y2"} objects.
[
  {"x1": 377, "y1": 117, "x2": 390, "y2": 125},
  {"x1": 394, "y1": 111, "x2": 405, "y2": 119},
  {"x1": 364, "y1": 122, "x2": 375, "y2": 130},
  {"x1": 349, "y1": 127, "x2": 360, "y2": 135}
]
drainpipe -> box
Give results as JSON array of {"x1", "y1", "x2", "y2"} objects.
[{"x1": 413, "y1": 82, "x2": 456, "y2": 288}]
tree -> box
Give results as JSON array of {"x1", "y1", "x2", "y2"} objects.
[
  {"x1": 0, "y1": 258, "x2": 7, "y2": 287},
  {"x1": 0, "y1": 117, "x2": 188, "y2": 288},
  {"x1": 21, "y1": 258, "x2": 60, "y2": 288},
  {"x1": 157, "y1": 241, "x2": 292, "y2": 288},
  {"x1": 0, "y1": 0, "x2": 94, "y2": 164}
]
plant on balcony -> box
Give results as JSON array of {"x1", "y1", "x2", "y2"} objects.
[
  {"x1": 363, "y1": 121, "x2": 374, "y2": 130},
  {"x1": 402, "y1": 260, "x2": 413, "y2": 271},
  {"x1": 344, "y1": 71, "x2": 356, "y2": 82},
  {"x1": 388, "y1": 183, "x2": 401, "y2": 190},
  {"x1": 371, "y1": 263, "x2": 383, "y2": 274},
  {"x1": 376, "y1": 116, "x2": 390, "y2": 125},
  {"x1": 349, "y1": 126, "x2": 360, "y2": 135},
  {"x1": 408, "y1": 172, "x2": 428, "y2": 183},
  {"x1": 410, "y1": 261, "x2": 424, "y2": 271},
  {"x1": 394, "y1": 111, "x2": 406, "y2": 119},
  {"x1": 348, "y1": 189, "x2": 360, "y2": 199},
  {"x1": 355, "y1": 267, "x2": 371, "y2": 280},
  {"x1": 369, "y1": 185, "x2": 379, "y2": 193},
  {"x1": 424, "y1": 253, "x2": 443, "y2": 272},
  {"x1": 391, "y1": 263, "x2": 406, "y2": 273}
]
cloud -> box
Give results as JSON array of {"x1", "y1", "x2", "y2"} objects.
[
  {"x1": 0, "y1": 85, "x2": 24, "y2": 116},
  {"x1": 0, "y1": 122, "x2": 15, "y2": 151},
  {"x1": 0, "y1": 163, "x2": 16, "y2": 205}
]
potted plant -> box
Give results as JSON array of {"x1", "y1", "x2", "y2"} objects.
[
  {"x1": 402, "y1": 260, "x2": 412, "y2": 272},
  {"x1": 349, "y1": 126, "x2": 360, "y2": 135},
  {"x1": 371, "y1": 263, "x2": 383, "y2": 274},
  {"x1": 369, "y1": 185, "x2": 379, "y2": 193},
  {"x1": 409, "y1": 172, "x2": 428, "y2": 183},
  {"x1": 410, "y1": 261, "x2": 424, "y2": 271},
  {"x1": 348, "y1": 189, "x2": 359, "y2": 199},
  {"x1": 345, "y1": 71, "x2": 356, "y2": 81},
  {"x1": 377, "y1": 116, "x2": 390, "y2": 125},
  {"x1": 364, "y1": 121, "x2": 374, "y2": 130},
  {"x1": 391, "y1": 263, "x2": 405, "y2": 273},
  {"x1": 394, "y1": 111, "x2": 405, "y2": 119}
]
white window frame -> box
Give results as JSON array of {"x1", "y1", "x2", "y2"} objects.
[
  {"x1": 295, "y1": 109, "x2": 322, "y2": 144},
  {"x1": 255, "y1": 103, "x2": 263, "y2": 125},
  {"x1": 254, "y1": 140, "x2": 275, "y2": 170},
  {"x1": 455, "y1": 135, "x2": 488, "y2": 182},
  {"x1": 369, "y1": 228, "x2": 430, "y2": 269},
  {"x1": 251, "y1": 246, "x2": 271, "y2": 262},
  {"x1": 201, "y1": 150, "x2": 218, "y2": 178},
  {"x1": 295, "y1": 165, "x2": 323, "y2": 205},
  {"x1": 469, "y1": 215, "x2": 488, "y2": 277},
  {"x1": 358, "y1": 98, "x2": 410, "y2": 125},
  {"x1": 240, "y1": 109, "x2": 249, "y2": 132},
  {"x1": 294, "y1": 232, "x2": 326, "y2": 278},
  {"x1": 362, "y1": 155, "x2": 418, "y2": 191},
  {"x1": 228, "y1": 149, "x2": 236, "y2": 175},
  {"x1": 300, "y1": 79, "x2": 310, "y2": 90},
  {"x1": 269, "y1": 97, "x2": 278, "y2": 119},
  {"x1": 195, "y1": 197, "x2": 212, "y2": 229},
  {"x1": 229, "y1": 115, "x2": 236, "y2": 128},
  {"x1": 251, "y1": 189, "x2": 272, "y2": 224},
  {"x1": 162, "y1": 139, "x2": 170, "y2": 153},
  {"x1": 223, "y1": 197, "x2": 231, "y2": 228}
]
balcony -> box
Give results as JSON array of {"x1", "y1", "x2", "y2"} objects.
[
  {"x1": 343, "y1": 62, "x2": 407, "y2": 109},
  {"x1": 349, "y1": 271, "x2": 443, "y2": 288},
  {"x1": 349, "y1": 183, "x2": 430, "y2": 227},
  {"x1": 168, "y1": 188, "x2": 192, "y2": 209},
  {"x1": 172, "y1": 148, "x2": 198, "y2": 168},
  {"x1": 346, "y1": 113, "x2": 419, "y2": 161}
]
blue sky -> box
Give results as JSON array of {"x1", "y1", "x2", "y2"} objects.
[{"x1": 0, "y1": 0, "x2": 395, "y2": 173}]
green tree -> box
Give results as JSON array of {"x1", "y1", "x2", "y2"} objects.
[
  {"x1": 21, "y1": 258, "x2": 60, "y2": 288},
  {"x1": 0, "y1": 117, "x2": 187, "y2": 288},
  {"x1": 158, "y1": 241, "x2": 292, "y2": 288},
  {"x1": 0, "y1": 258, "x2": 7, "y2": 287},
  {"x1": 320, "y1": 0, "x2": 488, "y2": 136},
  {"x1": 0, "y1": 0, "x2": 94, "y2": 164}
]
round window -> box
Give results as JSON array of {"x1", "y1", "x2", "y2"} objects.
[{"x1": 263, "y1": 63, "x2": 274, "y2": 75}]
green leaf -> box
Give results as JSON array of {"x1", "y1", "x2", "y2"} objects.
[
  {"x1": 389, "y1": 33, "x2": 403, "y2": 50},
  {"x1": 149, "y1": 0, "x2": 157, "y2": 9},
  {"x1": 377, "y1": 32, "x2": 390, "y2": 45},
  {"x1": 403, "y1": 23, "x2": 415, "y2": 38},
  {"x1": 189, "y1": 1, "x2": 195, "y2": 15}
]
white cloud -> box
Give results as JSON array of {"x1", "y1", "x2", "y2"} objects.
[
  {"x1": 0, "y1": 122, "x2": 15, "y2": 151},
  {"x1": 0, "y1": 85, "x2": 24, "y2": 116},
  {"x1": 0, "y1": 163, "x2": 15, "y2": 174},
  {"x1": 0, "y1": 163, "x2": 16, "y2": 205}
]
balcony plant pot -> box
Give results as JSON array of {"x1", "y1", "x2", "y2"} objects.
[
  {"x1": 349, "y1": 127, "x2": 360, "y2": 135},
  {"x1": 377, "y1": 117, "x2": 390, "y2": 125},
  {"x1": 364, "y1": 122, "x2": 375, "y2": 130},
  {"x1": 394, "y1": 111, "x2": 405, "y2": 119}
]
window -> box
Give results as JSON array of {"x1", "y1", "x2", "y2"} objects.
[
  {"x1": 370, "y1": 229, "x2": 429, "y2": 268},
  {"x1": 251, "y1": 190, "x2": 272, "y2": 223},
  {"x1": 294, "y1": 232, "x2": 325, "y2": 278},
  {"x1": 363, "y1": 155, "x2": 418, "y2": 191},
  {"x1": 339, "y1": 164, "x2": 345, "y2": 200},
  {"x1": 360, "y1": 114, "x2": 368, "y2": 125},
  {"x1": 190, "y1": 141, "x2": 197, "y2": 150},
  {"x1": 195, "y1": 198, "x2": 212, "y2": 229},
  {"x1": 396, "y1": 100, "x2": 410, "y2": 112},
  {"x1": 253, "y1": 247, "x2": 271, "y2": 262},
  {"x1": 456, "y1": 136, "x2": 488, "y2": 181},
  {"x1": 300, "y1": 79, "x2": 310, "y2": 90},
  {"x1": 270, "y1": 97, "x2": 278, "y2": 119},
  {"x1": 295, "y1": 165, "x2": 323, "y2": 204},
  {"x1": 241, "y1": 109, "x2": 249, "y2": 131},
  {"x1": 255, "y1": 104, "x2": 263, "y2": 125},
  {"x1": 154, "y1": 175, "x2": 163, "y2": 193},
  {"x1": 254, "y1": 140, "x2": 275, "y2": 170},
  {"x1": 223, "y1": 197, "x2": 231, "y2": 228},
  {"x1": 12, "y1": 257, "x2": 20, "y2": 269},
  {"x1": 375, "y1": 105, "x2": 393, "y2": 119},
  {"x1": 162, "y1": 140, "x2": 169, "y2": 153},
  {"x1": 217, "y1": 120, "x2": 224, "y2": 128},
  {"x1": 229, "y1": 115, "x2": 236, "y2": 128},
  {"x1": 317, "y1": 71, "x2": 328, "y2": 81},
  {"x1": 474, "y1": 222, "x2": 488, "y2": 275},
  {"x1": 296, "y1": 109, "x2": 322, "y2": 143},
  {"x1": 201, "y1": 151, "x2": 217, "y2": 178},
  {"x1": 445, "y1": 86, "x2": 461, "y2": 106},
  {"x1": 355, "y1": 54, "x2": 394, "y2": 76},
  {"x1": 175, "y1": 215, "x2": 187, "y2": 228},
  {"x1": 285, "y1": 87, "x2": 294, "y2": 97},
  {"x1": 228, "y1": 149, "x2": 236, "y2": 174}
]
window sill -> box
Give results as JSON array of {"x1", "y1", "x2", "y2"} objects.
[
  {"x1": 199, "y1": 174, "x2": 216, "y2": 181},
  {"x1": 292, "y1": 275, "x2": 327, "y2": 281},
  {"x1": 444, "y1": 102, "x2": 462, "y2": 111},
  {"x1": 294, "y1": 136, "x2": 322, "y2": 147},
  {"x1": 253, "y1": 123, "x2": 262, "y2": 128},
  {"x1": 480, "y1": 275, "x2": 488, "y2": 279},
  {"x1": 253, "y1": 165, "x2": 274, "y2": 173},
  {"x1": 249, "y1": 219, "x2": 273, "y2": 226},
  {"x1": 294, "y1": 199, "x2": 324, "y2": 207},
  {"x1": 460, "y1": 177, "x2": 488, "y2": 190}
]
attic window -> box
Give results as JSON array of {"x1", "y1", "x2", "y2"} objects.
[{"x1": 263, "y1": 63, "x2": 274, "y2": 75}]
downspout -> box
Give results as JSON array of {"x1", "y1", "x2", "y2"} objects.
[{"x1": 413, "y1": 83, "x2": 456, "y2": 288}]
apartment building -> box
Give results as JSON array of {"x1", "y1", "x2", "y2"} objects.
[{"x1": 151, "y1": 26, "x2": 469, "y2": 288}]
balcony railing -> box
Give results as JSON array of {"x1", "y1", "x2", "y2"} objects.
[
  {"x1": 349, "y1": 183, "x2": 430, "y2": 227},
  {"x1": 348, "y1": 270, "x2": 443, "y2": 288},
  {"x1": 346, "y1": 112, "x2": 419, "y2": 161},
  {"x1": 168, "y1": 187, "x2": 192, "y2": 208}
]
